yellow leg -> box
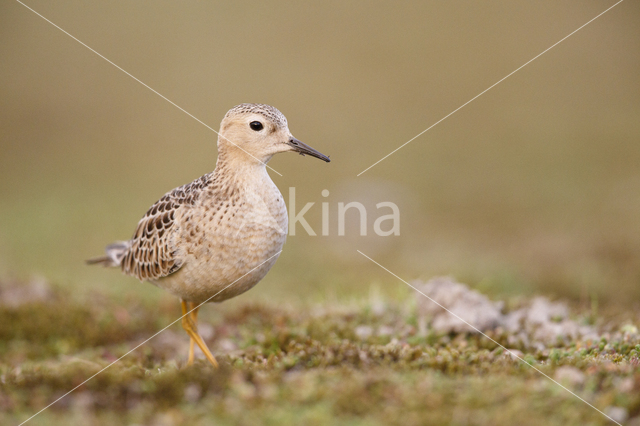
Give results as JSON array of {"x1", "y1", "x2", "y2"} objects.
[
  {"x1": 181, "y1": 300, "x2": 218, "y2": 368},
  {"x1": 187, "y1": 302, "x2": 199, "y2": 365}
]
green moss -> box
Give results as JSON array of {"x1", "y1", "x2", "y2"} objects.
[{"x1": 2, "y1": 283, "x2": 640, "y2": 425}]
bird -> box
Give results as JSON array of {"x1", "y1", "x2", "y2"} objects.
[{"x1": 88, "y1": 103, "x2": 330, "y2": 367}]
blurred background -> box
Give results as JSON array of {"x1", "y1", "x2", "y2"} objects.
[{"x1": 1, "y1": 0, "x2": 638, "y2": 308}]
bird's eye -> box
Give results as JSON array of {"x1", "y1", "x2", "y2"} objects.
[{"x1": 250, "y1": 121, "x2": 263, "y2": 131}]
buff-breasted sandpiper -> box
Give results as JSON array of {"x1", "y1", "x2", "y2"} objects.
[{"x1": 88, "y1": 103, "x2": 330, "y2": 367}]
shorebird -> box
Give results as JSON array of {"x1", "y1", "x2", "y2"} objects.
[{"x1": 88, "y1": 103, "x2": 330, "y2": 367}]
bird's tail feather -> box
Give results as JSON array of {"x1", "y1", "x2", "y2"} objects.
[{"x1": 86, "y1": 241, "x2": 130, "y2": 267}]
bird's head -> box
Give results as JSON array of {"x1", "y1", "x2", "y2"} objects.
[{"x1": 217, "y1": 103, "x2": 330, "y2": 166}]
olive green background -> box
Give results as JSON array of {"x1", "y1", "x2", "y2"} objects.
[{"x1": 1, "y1": 1, "x2": 639, "y2": 306}]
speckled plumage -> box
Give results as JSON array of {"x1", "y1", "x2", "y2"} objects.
[
  {"x1": 88, "y1": 103, "x2": 329, "y2": 366},
  {"x1": 224, "y1": 103, "x2": 288, "y2": 129}
]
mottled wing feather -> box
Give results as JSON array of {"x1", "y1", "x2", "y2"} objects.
[{"x1": 121, "y1": 173, "x2": 214, "y2": 281}]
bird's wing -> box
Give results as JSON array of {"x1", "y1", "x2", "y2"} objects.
[{"x1": 121, "y1": 173, "x2": 214, "y2": 281}]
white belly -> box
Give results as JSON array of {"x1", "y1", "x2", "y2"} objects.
[{"x1": 153, "y1": 182, "x2": 288, "y2": 304}]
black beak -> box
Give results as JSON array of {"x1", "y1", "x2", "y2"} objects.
[{"x1": 288, "y1": 137, "x2": 331, "y2": 163}]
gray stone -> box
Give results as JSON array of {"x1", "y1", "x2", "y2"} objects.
[
  {"x1": 355, "y1": 325, "x2": 373, "y2": 340},
  {"x1": 605, "y1": 406, "x2": 629, "y2": 424},
  {"x1": 413, "y1": 277, "x2": 598, "y2": 346},
  {"x1": 414, "y1": 277, "x2": 503, "y2": 333},
  {"x1": 554, "y1": 366, "x2": 585, "y2": 387}
]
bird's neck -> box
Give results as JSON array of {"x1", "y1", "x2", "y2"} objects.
[{"x1": 213, "y1": 150, "x2": 273, "y2": 191}]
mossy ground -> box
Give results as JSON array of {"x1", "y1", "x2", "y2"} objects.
[{"x1": 2, "y1": 283, "x2": 640, "y2": 426}]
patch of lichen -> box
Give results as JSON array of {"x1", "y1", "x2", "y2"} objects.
[{"x1": 2, "y1": 283, "x2": 640, "y2": 425}]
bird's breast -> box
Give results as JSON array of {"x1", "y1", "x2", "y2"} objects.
[{"x1": 156, "y1": 177, "x2": 288, "y2": 303}]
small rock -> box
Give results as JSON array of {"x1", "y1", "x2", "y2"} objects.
[
  {"x1": 506, "y1": 331, "x2": 530, "y2": 348},
  {"x1": 502, "y1": 309, "x2": 527, "y2": 333},
  {"x1": 414, "y1": 277, "x2": 503, "y2": 333},
  {"x1": 412, "y1": 276, "x2": 598, "y2": 347},
  {"x1": 0, "y1": 277, "x2": 54, "y2": 307},
  {"x1": 527, "y1": 297, "x2": 568, "y2": 325},
  {"x1": 184, "y1": 384, "x2": 201, "y2": 403},
  {"x1": 153, "y1": 330, "x2": 184, "y2": 359},
  {"x1": 533, "y1": 321, "x2": 574, "y2": 343},
  {"x1": 355, "y1": 325, "x2": 373, "y2": 340},
  {"x1": 617, "y1": 377, "x2": 634, "y2": 393},
  {"x1": 505, "y1": 349, "x2": 524, "y2": 361},
  {"x1": 377, "y1": 325, "x2": 394, "y2": 336},
  {"x1": 605, "y1": 406, "x2": 629, "y2": 424},
  {"x1": 554, "y1": 366, "x2": 585, "y2": 387},
  {"x1": 258, "y1": 383, "x2": 278, "y2": 401},
  {"x1": 198, "y1": 323, "x2": 215, "y2": 340},
  {"x1": 217, "y1": 338, "x2": 237, "y2": 352},
  {"x1": 369, "y1": 290, "x2": 386, "y2": 316},
  {"x1": 70, "y1": 391, "x2": 95, "y2": 410},
  {"x1": 504, "y1": 297, "x2": 597, "y2": 346}
]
